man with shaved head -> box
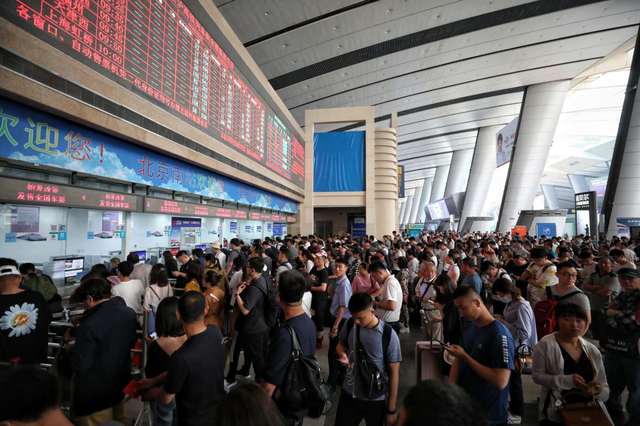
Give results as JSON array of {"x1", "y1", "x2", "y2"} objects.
[{"x1": 447, "y1": 286, "x2": 514, "y2": 426}]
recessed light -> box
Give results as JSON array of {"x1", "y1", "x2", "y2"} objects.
[
  {"x1": 337, "y1": 44, "x2": 343, "y2": 49},
  {"x1": 343, "y1": 72, "x2": 348, "y2": 76},
  {"x1": 385, "y1": 29, "x2": 391, "y2": 34},
  {"x1": 386, "y1": 8, "x2": 393, "y2": 14},
  {"x1": 281, "y1": 43, "x2": 289, "y2": 48},
  {"x1": 264, "y1": 10, "x2": 271, "y2": 16},
  {"x1": 332, "y1": 25, "x2": 339, "y2": 31}
]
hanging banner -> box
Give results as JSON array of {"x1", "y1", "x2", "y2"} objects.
[
  {"x1": 0, "y1": 97, "x2": 297, "y2": 213},
  {"x1": 397, "y1": 165, "x2": 405, "y2": 198},
  {"x1": 496, "y1": 118, "x2": 518, "y2": 167}
]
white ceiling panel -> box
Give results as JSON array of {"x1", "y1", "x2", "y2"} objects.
[
  {"x1": 272, "y1": 3, "x2": 640, "y2": 101},
  {"x1": 405, "y1": 169, "x2": 437, "y2": 182},
  {"x1": 401, "y1": 152, "x2": 454, "y2": 170},
  {"x1": 287, "y1": 31, "x2": 632, "y2": 115},
  {"x1": 215, "y1": 0, "x2": 364, "y2": 43}
]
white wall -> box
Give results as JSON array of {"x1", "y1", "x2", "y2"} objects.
[
  {"x1": 0, "y1": 204, "x2": 67, "y2": 264},
  {"x1": 67, "y1": 209, "x2": 124, "y2": 256},
  {"x1": 125, "y1": 212, "x2": 172, "y2": 254}
]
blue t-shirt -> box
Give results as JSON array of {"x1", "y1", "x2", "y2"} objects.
[
  {"x1": 458, "y1": 320, "x2": 514, "y2": 425},
  {"x1": 330, "y1": 275, "x2": 352, "y2": 320},
  {"x1": 462, "y1": 273, "x2": 483, "y2": 295}
]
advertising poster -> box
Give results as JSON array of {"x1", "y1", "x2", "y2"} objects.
[
  {"x1": 496, "y1": 118, "x2": 518, "y2": 167},
  {"x1": 536, "y1": 223, "x2": 557, "y2": 238},
  {"x1": 397, "y1": 165, "x2": 405, "y2": 198},
  {"x1": 10, "y1": 206, "x2": 39, "y2": 233}
]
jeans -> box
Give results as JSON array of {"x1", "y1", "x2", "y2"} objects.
[
  {"x1": 605, "y1": 351, "x2": 640, "y2": 425},
  {"x1": 152, "y1": 399, "x2": 176, "y2": 426},
  {"x1": 335, "y1": 391, "x2": 386, "y2": 426}
]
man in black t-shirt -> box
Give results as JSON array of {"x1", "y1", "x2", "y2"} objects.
[
  {"x1": 229, "y1": 256, "x2": 270, "y2": 383},
  {"x1": 309, "y1": 252, "x2": 329, "y2": 348},
  {"x1": 263, "y1": 270, "x2": 316, "y2": 425},
  {"x1": 162, "y1": 291, "x2": 225, "y2": 426},
  {"x1": 0, "y1": 258, "x2": 51, "y2": 365},
  {"x1": 175, "y1": 251, "x2": 192, "y2": 289}
]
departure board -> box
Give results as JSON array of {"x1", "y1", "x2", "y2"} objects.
[{"x1": 2, "y1": 0, "x2": 305, "y2": 188}]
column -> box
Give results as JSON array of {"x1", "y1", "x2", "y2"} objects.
[
  {"x1": 459, "y1": 125, "x2": 502, "y2": 230},
  {"x1": 416, "y1": 177, "x2": 433, "y2": 223},
  {"x1": 408, "y1": 183, "x2": 424, "y2": 224},
  {"x1": 604, "y1": 32, "x2": 640, "y2": 237},
  {"x1": 398, "y1": 199, "x2": 407, "y2": 227},
  {"x1": 497, "y1": 80, "x2": 571, "y2": 232},
  {"x1": 567, "y1": 174, "x2": 590, "y2": 194},
  {"x1": 444, "y1": 148, "x2": 474, "y2": 197},
  {"x1": 429, "y1": 165, "x2": 449, "y2": 203},
  {"x1": 402, "y1": 188, "x2": 416, "y2": 225},
  {"x1": 541, "y1": 184, "x2": 560, "y2": 210},
  {"x1": 374, "y1": 128, "x2": 399, "y2": 236}
]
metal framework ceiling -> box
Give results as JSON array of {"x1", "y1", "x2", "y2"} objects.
[{"x1": 215, "y1": 0, "x2": 640, "y2": 184}]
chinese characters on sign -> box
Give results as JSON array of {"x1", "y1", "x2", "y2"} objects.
[{"x1": 3, "y1": 0, "x2": 305, "y2": 187}]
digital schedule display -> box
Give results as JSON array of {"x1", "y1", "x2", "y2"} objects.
[
  {"x1": 2, "y1": 0, "x2": 305, "y2": 188},
  {"x1": 144, "y1": 197, "x2": 248, "y2": 219},
  {"x1": 0, "y1": 176, "x2": 143, "y2": 211}
]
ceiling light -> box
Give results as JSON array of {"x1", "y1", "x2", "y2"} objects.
[
  {"x1": 264, "y1": 10, "x2": 271, "y2": 16},
  {"x1": 332, "y1": 25, "x2": 339, "y2": 31},
  {"x1": 337, "y1": 44, "x2": 343, "y2": 49},
  {"x1": 386, "y1": 8, "x2": 393, "y2": 14},
  {"x1": 385, "y1": 29, "x2": 391, "y2": 34},
  {"x1": 281, "y1": 43, "x2": 289, "y2": 48}
]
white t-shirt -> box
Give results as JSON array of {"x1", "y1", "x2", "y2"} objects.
[
  {"x1": 143, "y1": 284, "x2": 174, "y2": 312},
  {"x1": 112, "y1": 278, "x2": 145, "y2": 315},
  {"x1": 375, "y1": 274, "x2": 403, "y2": 323},
  {"x1": 215, "y1": 250, "x2": 227, "y2": 270},
  {"x1": 228, "y1": 269, "x2": 244, "y2": 306},
  {"x1": 302, "y1": 291, "x2": 312, "y2": 318}
]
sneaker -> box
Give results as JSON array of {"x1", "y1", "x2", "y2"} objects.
[
  {"x1": 507, "y1": 414, "x2": 522, "y2": 424},
  {"x1": 224, "y1": 379, "x2": 237, "y2": 393}
]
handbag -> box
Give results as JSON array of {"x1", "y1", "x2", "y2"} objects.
[
  {"x1": 515, "y1": 344, "x2": 533, "y2": 374},
  {"x1": 558, "y1": 390, "x2": 614, "y2": 426}
]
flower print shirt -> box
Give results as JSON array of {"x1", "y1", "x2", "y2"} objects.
[{"x1": 0, "y1": 290, "x2": 51, "y2": 364}]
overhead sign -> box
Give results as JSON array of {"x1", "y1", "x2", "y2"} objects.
[
  {"x1": 0, "y1": 97, "x2": 297, "y2": 213},
  {"x1": 0, "y1": 176, "x2": 142, "y2": 211},
  {"x1": 1, "y1": 0, "x2": 305, "y2": 188},
  {"x1": 496, "y1": 118, "x2": 518, "y2": 167},
  {"x1": 144, "y1": 197, "x2": 247, "y2": 219},
  {"x1": 574, "y1": 191, "x2": 597, "y2": 237}
]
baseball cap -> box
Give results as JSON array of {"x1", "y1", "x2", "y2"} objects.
[
  {"x1": 0, "y1": 265, "x2": 20, "y2": 277},
  {"x1": 617, "y1": 268, "x2": 640, "y2": 279}
]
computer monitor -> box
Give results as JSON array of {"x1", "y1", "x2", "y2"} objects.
[
  {"x1": 51, "y1": 256, "x2": 85, "y2": 280},
  {"x1": 131, "y1": 250, "x2": 147, "y2": 263}
]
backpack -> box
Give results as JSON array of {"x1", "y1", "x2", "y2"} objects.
[
  {"x1": 533, "y1": 287, "x2": 582, "y2": 338},
  {"x1": 256, "y1": 277, "x2": 280, "y2": 329},
  {"x1": 344, "y1": 318, "x2": 393, "y2": 400},
  {"x1": 275, "y1": 326, "x2": 329, "y2": 417}
]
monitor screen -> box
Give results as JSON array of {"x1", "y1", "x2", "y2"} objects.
[
  {"x1": 52, "y1": 256, "x2": 84, "y2": 279},
  {"x1": 131, "y1": 251, "x2": 147, "y2": 262},
  {"x1": 427, "y1": 200, "x2": 450, "y2": 220}
]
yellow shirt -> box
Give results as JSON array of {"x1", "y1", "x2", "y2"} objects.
[{"x1": 184, "y1": 280, "x2": 201, "y2": 293}]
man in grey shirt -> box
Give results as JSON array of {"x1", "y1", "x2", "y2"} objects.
[
  {"x1": 584, "y1": 256, "x2": 620, "y2": 342},
  {"x1": 547, "y1": 261, "x2": 591, "y2": 325},
  {"x1": 336, "y1": 293, "x2": 401, "y2": 426}
]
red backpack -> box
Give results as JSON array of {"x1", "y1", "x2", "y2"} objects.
[{"x1": 534, "y1": 287, "x2": 582, "y2": 338}]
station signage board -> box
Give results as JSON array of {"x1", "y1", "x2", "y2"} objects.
[
  {"x1": 0, "y1": 176, "x2": 142, "y2": 211},
  {"x1": 144, "y1": 197, "x2": 249, "y2": 219}
]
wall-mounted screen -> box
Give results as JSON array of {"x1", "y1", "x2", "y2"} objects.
[
  {"x1": 2, "y1": 0, "x2": 305, "y2": 188},
  {"x1": 427, "y1": 199, "x2": 450, "y2": 220}
]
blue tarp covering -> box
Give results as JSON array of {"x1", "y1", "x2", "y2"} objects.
[{"x1": 313, "y1": 131, "x2": 365, "y2": 192}]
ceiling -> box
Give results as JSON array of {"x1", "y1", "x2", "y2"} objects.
[{"x1": 215, "y1": 0, "x2": 640, "y2": 194}]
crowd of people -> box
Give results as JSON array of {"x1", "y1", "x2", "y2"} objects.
[{"x1": 1, "y1": 231, "x2": 639, "y2": 426}]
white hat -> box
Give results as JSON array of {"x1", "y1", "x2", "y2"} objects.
[{"x1": 0, "y1": 265, "x2": 20, "y2": 277}]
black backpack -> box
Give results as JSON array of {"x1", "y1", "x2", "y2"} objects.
[
  {"x1": 344, "y1": 318, "x2": 393, "y2": 400},
  {"x1": 256, "y1": 277, "x2": 280, "y2": 329},
  {"x1": 275, "y1": 326, "x2": 329, "y2": 417}
]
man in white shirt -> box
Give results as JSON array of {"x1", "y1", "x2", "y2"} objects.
[
  {"x1": 111, "y1": 261, "x2": 144, "y2": 320},
  {"x1": 127, "y1": 252, "x2": 151, "y2": 288},
  {"x1": 212, "y1": 242, "x2": 226, "y2": 270},
  {"x1": 369, "y1": 261, "x2": 403, "y2": 335}
]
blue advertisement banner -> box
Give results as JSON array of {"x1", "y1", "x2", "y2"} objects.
[
  {"x1": 536, "y1": 223, "x2": 557, "y2": 238},
  {"x1": 0, "y1": 97, "x2": 297, "y2": 213}
]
